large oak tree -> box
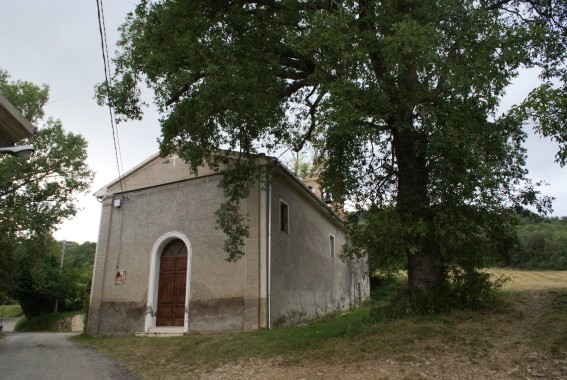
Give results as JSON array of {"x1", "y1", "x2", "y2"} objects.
[{"x1": 100, "y1": 0, "x2": 566, "y2": 302}]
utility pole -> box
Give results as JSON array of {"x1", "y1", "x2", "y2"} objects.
[
  {"x1": 59, "y1": 240, "x2": 66, "y2": 270},
  {"x1": 54, "y1": 240, "x2": 68, "y2": 313}
]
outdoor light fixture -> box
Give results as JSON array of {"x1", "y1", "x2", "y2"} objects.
[
  {"x1": 114, "y1": 197, "x2": 123, "y2": 208},
  {"x1": 0, "y1": 145, "x2": 35, "y2": 159}
]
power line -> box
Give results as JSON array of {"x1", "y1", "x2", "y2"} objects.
[
  {"x1": 98, "y1": 0, "x2": 125, "y2": 178},
  {"x1": 96, "y1": 0, "x2": 125, "y2": 193}
]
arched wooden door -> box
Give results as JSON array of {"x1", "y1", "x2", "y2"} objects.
[{"x1": 156, "y1": 239, "x2": 188, "y2": 326}]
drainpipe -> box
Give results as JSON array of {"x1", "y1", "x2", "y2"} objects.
[{"x1": 267, "y1": 182, "x2": 272, "y2": 330}]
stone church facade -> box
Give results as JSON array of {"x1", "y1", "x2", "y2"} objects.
[{"x1": 87, "y1": 153, "x2": 369, "y2": 336}]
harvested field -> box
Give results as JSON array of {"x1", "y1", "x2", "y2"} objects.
[{"x1": 490, "y1": 269, "x2": 567, "y2": 290}]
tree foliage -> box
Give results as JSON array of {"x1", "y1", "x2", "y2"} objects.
[
  {"x1": 10, "y1": 235, "x2": 95, "y2": 317},
  {"x1": 11, "y1": 234, "x2": 62, "y2": 316},
  {"x1": 287, "y1": 149, "x2": 321, "y2": 179},
  {"x1": 0, "y1": 69, "x2": 94, "y2": 243},
  {"x1": 0, "y1": 69, "x2": 93, "y2": 305},
  {"x1": 0, "y1": 70, "x2": 48, "y2": 124},
  {"x1": 507, "y1": 216, "x2": 567, "y2": 270},
  {"x1": 101, "y1": 0, "x2": 566, "y2": 304},
  {"x1": 58, "y1": 240, "x2": 96, "y2": 312}
]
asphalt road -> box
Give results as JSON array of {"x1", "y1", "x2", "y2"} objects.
[{"x1": 0, "y1": 333, "x2": 137, "y2": 380}]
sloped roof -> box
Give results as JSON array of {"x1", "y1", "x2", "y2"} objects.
[
  {"x1": 0, "y1": 93, "x2": 35, "y2": 146},
  {"x1": 94, "y1": 152, "x2": 271, "y2": 197},
  {"x1": 95, "y1": 151, "x2": 345, "y2": 227}
]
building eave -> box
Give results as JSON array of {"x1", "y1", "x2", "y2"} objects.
[{"x1": 0, "y1": 93, "x2": 35, "y2": 146}]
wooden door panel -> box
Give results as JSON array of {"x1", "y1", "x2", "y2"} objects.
[
  {"x1": 158, "y1": 274, "x2": 175, "y2": 304},
  {"x1": 156, "y1": 240, "x2": 188, "y2": 327}
]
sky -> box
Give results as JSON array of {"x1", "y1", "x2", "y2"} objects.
[{"x1": 0, "y1": 1, "x2": 565, "y2": 243}]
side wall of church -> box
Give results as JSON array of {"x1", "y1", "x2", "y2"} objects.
[
  {"x1": 269, "y1": 173, "x2": 370, "y2": 326},
  {"x1": 88, "y1": 174, "x2": 262, "y2": 335}
]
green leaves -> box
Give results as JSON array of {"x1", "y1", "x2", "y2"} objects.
[
  {"x1": 511, "y1": 216, "x2": 567, "y2": 269},
  {"x1": 0, "y1": 121, "x2": 93, "y2": 242},
  {"x1": 0, "y1": 70, "x2": 93, "y2": 246},
  {"x1": 9, "y1": 235, "x2": 95, "y2": 316},
  {"x1": 513, "y1": 83, "x2": 567, "y2": 165},
  {"x1": 105, "y1": 0, "x2": 566, "y2": 299},
  {"x1": 214, "y1": 159, "x2": 255, "y2": 261},
  {"x1": 0, "y1": 69, "x2": 49, "y2": 124}
]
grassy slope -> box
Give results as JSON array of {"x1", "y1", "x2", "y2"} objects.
[{"x1": 75, "y1": 270, "x2": 567, "y2": 379}]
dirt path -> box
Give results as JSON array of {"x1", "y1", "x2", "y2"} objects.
[{"x1": 0, "y1": 333, "x2": 138, "y2": 380}]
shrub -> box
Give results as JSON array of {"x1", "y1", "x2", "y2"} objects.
[{"x1": 370, "y1": 267, "x2": 508, "y2": 319}]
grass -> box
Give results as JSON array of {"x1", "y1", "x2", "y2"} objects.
[
  {"x1": 74, "y1": 269, "x2": 567, "y2": 379},
  {"x1": 75, "y1": 305, "x2": 523, "y2": 378},
  {"x1": 531, "y1": 289, "x2": 567, "y2": 357},
  {"x1": 75, "y1": 309, "x2": 372, "y2": 371},
  {"x1": 0, "y1": 305, "x2": 23, "y2": 318}
]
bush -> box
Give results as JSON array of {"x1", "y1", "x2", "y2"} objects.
[
  {"x1": 0, "y1": 305, "x2": 23, "y2": 318},
  {"x1": 448, "y1": 267, "x2": 508, "y2": 309},
  {"x1": 370, "y1": 272, "x2": 406, "y2": 303},
  {"x1": 370, "y1": 267, "x2": 508, "y2": 320}
]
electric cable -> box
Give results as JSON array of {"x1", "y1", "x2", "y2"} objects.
[{"x1": 96, "y1": 0, "x2": 125, "y2": 194}]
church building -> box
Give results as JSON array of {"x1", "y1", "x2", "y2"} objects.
[{"x1": 87, "y1": 153, "x2": 369, "y2": 336}]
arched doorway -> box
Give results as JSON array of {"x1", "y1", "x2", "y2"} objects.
[
  {"x1": 145, "y1": 231, "x2": 192, "y2": 333},
  {"x1": 156, "y1": 239, "x2": 187, "y2": 326}
]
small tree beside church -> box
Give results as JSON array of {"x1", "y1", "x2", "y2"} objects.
[{"x1": 0, "y1": 69, "x2": 93, "y2": 305}]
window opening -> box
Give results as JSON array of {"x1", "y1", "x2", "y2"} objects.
[
  {"x1": 280, "y1": 201, "x2": 289, "y2": 233},
  {"x1": 330, "y1": 234, "x2": 335, "y2": 258}
]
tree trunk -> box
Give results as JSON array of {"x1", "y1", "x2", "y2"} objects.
[{"x1": 392, "y1": 125, "x2": 443, "y2": 296}]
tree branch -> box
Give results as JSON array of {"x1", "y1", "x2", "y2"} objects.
[
  {"x1": 482, "y1": 0, "x2": 515, "y2": 10},
  {"x1": 294, "y1": 88, "x2": 325, "y2": 152},
  {"x1": 165, "y1": 72, "x2": 205, "y2": 107},
  {"x1": 280, "y1": 79, "x2": 309, "y2": 98}
]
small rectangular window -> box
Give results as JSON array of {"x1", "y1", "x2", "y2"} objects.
[
  {"x1": 330, "y1": 234, "x2": 335, "y2": 258},
  {"x1": 280, "y1": 201, "x2": 289, "y2": 233}
]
